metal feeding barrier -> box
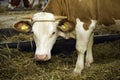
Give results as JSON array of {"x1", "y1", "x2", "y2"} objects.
[{"x1": 0, "y1": 28, "x2": 120, "y2": 54}]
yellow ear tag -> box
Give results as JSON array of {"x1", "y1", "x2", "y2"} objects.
[
  {"x1": 21, "y1": 24, "x2": 29, "y2": 30},
  {"x1": 61, "y1": 25, "x2": 66, "y2": 29}
]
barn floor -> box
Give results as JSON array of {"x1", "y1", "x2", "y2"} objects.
[
  {"x1": 0, "y1": 10, "x2": 120, "y2": 80},
  {"x1": 0, "y1": 40, "x2": 120, "y2": 80}
]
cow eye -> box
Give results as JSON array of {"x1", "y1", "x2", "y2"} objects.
[
  {"x1": 50, "y1": 32, "x2": 56, "y2": 38},
  {"x1": 52, "y1": 32, "x2": 55, "y2": 35}
]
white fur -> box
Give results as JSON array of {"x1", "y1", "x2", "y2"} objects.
[
  {"x1": 32, "y1": 12, "x2": 58, "y2": 60},
  {"x1": 8, "y1": 0, "x2": 16, "y2": 10},
  {"x1": 74, "y1": 18, "x2": 97, "y2": 75},
  {"x1": 8, "y1": 4, "x2": 16, "y2": 10}
]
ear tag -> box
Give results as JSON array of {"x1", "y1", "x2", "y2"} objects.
[
  {"x1": 61, "y1": 25, "x2": 66, "y2": 30},
  {"x1": 21, "y1": 24, "x2": 29, "y2": 30}
]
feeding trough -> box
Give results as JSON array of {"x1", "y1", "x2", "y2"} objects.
[{"x1": 0, "y1": 28, "x2": 120, "y2": 53}]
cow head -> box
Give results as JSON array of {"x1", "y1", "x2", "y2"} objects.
[{"x1": 14, "y1": 12, "x2": 74, "y2": 61}]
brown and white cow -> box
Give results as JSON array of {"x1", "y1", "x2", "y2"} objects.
[
  {"x1": 8, "y1": 0, "x2": 48, "y2": 10},
  {"x1": 15, "y1": 0, "x2": 120, "y2": 75},
  {"x1": 8, "y1": 0, "x2": 31, "y2": 9}
]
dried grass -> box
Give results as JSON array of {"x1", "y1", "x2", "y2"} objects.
[
  {"x1": 0, "y1": 40, "x2": 120, "y2": 80},
  {"x1": 0, "y1": 33, "x2": 33, "y2": 43}
]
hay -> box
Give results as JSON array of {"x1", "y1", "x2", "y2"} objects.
[
  {"x1": 94, "y1": 24, "x2": 120, "y2": 35},
  {"x1": 0, "y1": 40, "x2": 120, "y2": 80},
  {"x1": 0, "y1": 33, "x2": 33, "y2": 43},
  {"x1": 0, "y1": 6, "x2": 6, "y2": 13}
]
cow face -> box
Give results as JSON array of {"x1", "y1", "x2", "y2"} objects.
[
  {"x1": 14, "y1": 12, "x2": 69, "y2": 61},
  {"x1": 32, "y1": 12, "x2": 58, "y2": 61}
]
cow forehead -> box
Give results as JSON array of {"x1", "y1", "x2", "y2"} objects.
[
  {"x1": 32, "y1": 12, "x2": 55, "y2": 21},
  {"x1": 32, "y1": 22, "x2": 57, "y2": 36},
  {"x1": 32, "y1": 13, "x2": 57, "y2": 34}
]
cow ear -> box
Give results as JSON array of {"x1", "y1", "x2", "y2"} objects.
[
  {"x1": 57, "y1": 20, "x2": 75, "y2": 33},
  {"x1": 14, "y1": 21, "x2": 32, "y2": 33}
]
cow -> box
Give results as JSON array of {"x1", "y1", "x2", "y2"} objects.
[
  {"x1": 8, "y1": 0, "x2": 30, "y2": 9},
  {"x1": 8, "y1": 0, "x2": 48, "y2": 10},
  {"x1": 14, "y1": 0, "x2": 120, "y2": 75}
]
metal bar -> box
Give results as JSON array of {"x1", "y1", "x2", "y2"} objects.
[{"x1": 0, "y1": 34, "x2": 120, "y2": 53}]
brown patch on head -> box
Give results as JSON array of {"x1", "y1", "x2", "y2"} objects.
[{"x1": 83, "y1": 20, "x2": 91, "y2": 30}]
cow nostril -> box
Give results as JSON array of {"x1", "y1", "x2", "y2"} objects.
[{"x1": 35, "y1": 54, "x2": 48, "y2": 61}]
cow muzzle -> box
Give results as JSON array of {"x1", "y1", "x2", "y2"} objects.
[{"x1": 35, "y1": 54, "x2": 50, "y2": 61}]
